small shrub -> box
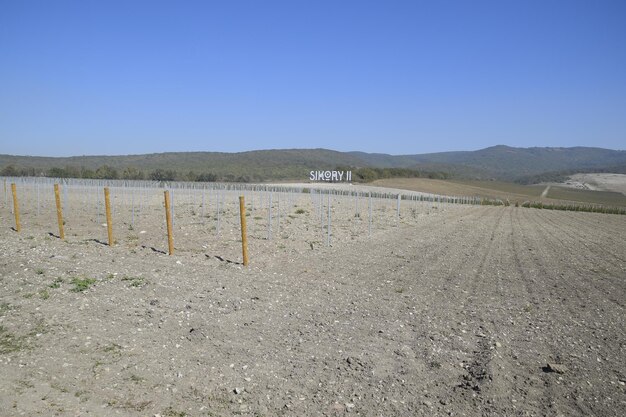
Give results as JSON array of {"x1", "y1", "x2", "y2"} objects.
[
  {"x1": 49, "y1": 277, "x2": 63, "y2": 288},
  {"x1": 71, "y1": 277, "x2": 96, "y2": 292},
  {"x1": 103, "y1": 343, "x2": 122, "y2": 353},
  {"x1": 162, "y1": 407, "x2": 187, "y2": 417},
  {"x1": 121, "y1": 276, "x2": 145, "y2": 288},
  {"x1": 0, "y1": 302, "x2": 12, "y2": 316},
  {"x1": 0, "y1": 326, "x2": 25, "y2": 354},
  {"x1": 295, "y1": 208, "x2": 306, "y2": 214},
  {"x1": 129, "y1": 374, "x2": 145, "y2": 383}
]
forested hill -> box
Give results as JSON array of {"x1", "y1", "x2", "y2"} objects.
[
  {"x1": 348, "y1": 146, "x2": 626, "y2": 181},
  {"x1": 1, "y1": 145, "x2": 624, "y2": 183}
]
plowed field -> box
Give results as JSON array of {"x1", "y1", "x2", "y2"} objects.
[{"x1": 1, "y1": 192, "x2": 625, "y2": 416}]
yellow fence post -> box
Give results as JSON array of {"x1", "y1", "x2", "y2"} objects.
[
  {"x1": 104, "y1": 187, "x2": 114, "y2": 246},
  {"x1": 54, "y1": 184, "x2": 65, "y2": 240},
  {"x1": 11, "y1": 183, "x2": 20, "y2": 232},
  {"x1": 164, "y1": 190, "x2": 174, "y2": 255},
  {"x1": 239, "y1": 195, "x2": 249, "y2": 266}
]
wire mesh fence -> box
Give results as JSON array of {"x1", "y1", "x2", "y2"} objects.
[{"x1": 1, "y1": 177, "x2": 482, "y2": 260}]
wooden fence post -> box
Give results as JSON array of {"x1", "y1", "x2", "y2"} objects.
[
  {"x1": 54, "y1": 184, "x2": 65, "y2": 239},
  {"x1": 11, "y1": 183, "x2": 20, "y2": 232},
  {"x1": 239, "y1": 196, "x2": 249, "y2": 266},
  {"x1": 164, "y1": 190, "x2": 174, "y2": 255},
  {"x1": 104, "y1": 187, "x2": 114, "y2": 246}
]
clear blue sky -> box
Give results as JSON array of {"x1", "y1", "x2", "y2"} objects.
[{"x1": 1, "y1": 0, "x2": 625, "y2": 156}]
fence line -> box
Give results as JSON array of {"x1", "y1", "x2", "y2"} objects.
[{"x1": 3, "y1": 176, "x2": 541, "y2": 260}]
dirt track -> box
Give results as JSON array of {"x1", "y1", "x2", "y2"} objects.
[{"x1": 1, "y1": 201, "x2": 625, "y2": 416}]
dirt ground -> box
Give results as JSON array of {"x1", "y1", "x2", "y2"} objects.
[
  {"x1": 559, "y1": 173, "x2": 626, "y2": 195},
  {"x1": 1, "y1": 185, "x2": 625, "y2": 416}
]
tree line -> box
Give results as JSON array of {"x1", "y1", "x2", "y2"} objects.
[
  {"x1": 349, "y1": 167, "x2": 450, "y2": 182},
  {"x1": 1, "y1": 164, "x2": 451, "y2": 183},
  {"x1": 0, "y1": 165, "x2": 220, "y2": 182}
]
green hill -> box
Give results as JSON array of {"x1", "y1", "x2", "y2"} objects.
[
  {"x1": 349, "y1": 146, "x2": 626, "y2": 180},
  {"x1": 1, "y1": 145, "x2": 624, "y2": 183}
]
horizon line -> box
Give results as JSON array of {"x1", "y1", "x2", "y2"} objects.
[{"x1": 2, "y1": 144, "x2": 625, "y2": 159}]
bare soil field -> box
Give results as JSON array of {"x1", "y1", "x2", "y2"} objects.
[
  {"x1": 371, "y1": 178, "x2": 545, "y2": 202},
  {"x1": 1, "y1": 185, "x2": 625, "y2": 416},
  {"x1": 557, "y1": 174, "x2": 626, "y2": 195}
]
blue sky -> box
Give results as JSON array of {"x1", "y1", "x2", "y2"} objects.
[{"x1": 1, "y1": 0, "x2": 625, "y2": 156}]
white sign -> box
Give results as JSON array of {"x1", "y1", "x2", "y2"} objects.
[{"x1": 310, "y1": 170, "x2": 352, "y2": 182}]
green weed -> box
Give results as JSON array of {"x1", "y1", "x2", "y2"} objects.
[
  {"x1": 103, "y1": 343, "x2": 122, "y2": 353},
  {"x1": 0, "y1": 326, "x2": 25, "y2": 354},
  {"x1": 70, "y1": 277, "x2": 96, "y2": 292},
  {"x1": 129, "y1": 374, "x2": 145, "y2": 383},
  {"x1": 521, "y1": 201, "x2": 626, "y2": 215},
  {"x1": 0, "y1": 302, "x2": 12, "y2": 316},
  {"x1": 121, "y1": 276, "x2": 145, "y2": 288},
  {"x1": 163, "y1": 407, "x2": 187, "y2": 417},
  {"x1": 49, "y1": 277, "x2": 63, "y2": 288},
  {"x1": 50, "y1": 382, "x2": 69, "y2": 393}
]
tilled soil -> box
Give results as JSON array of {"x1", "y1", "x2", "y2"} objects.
[{"x1": 1, "y1": 200, "x2": 625, "y2": 416}]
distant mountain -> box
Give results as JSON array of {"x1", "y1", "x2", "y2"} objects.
[
  {"x1": 1, "y1": 145, "x2": 625, "y2": 183},
  {"x1": 348, "y1": 146, "x2": 626, "y2": 180}
]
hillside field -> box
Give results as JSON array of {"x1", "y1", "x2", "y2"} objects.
[{"x1": 372, "y1": 177, "x2": 626, "y2": 207}]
